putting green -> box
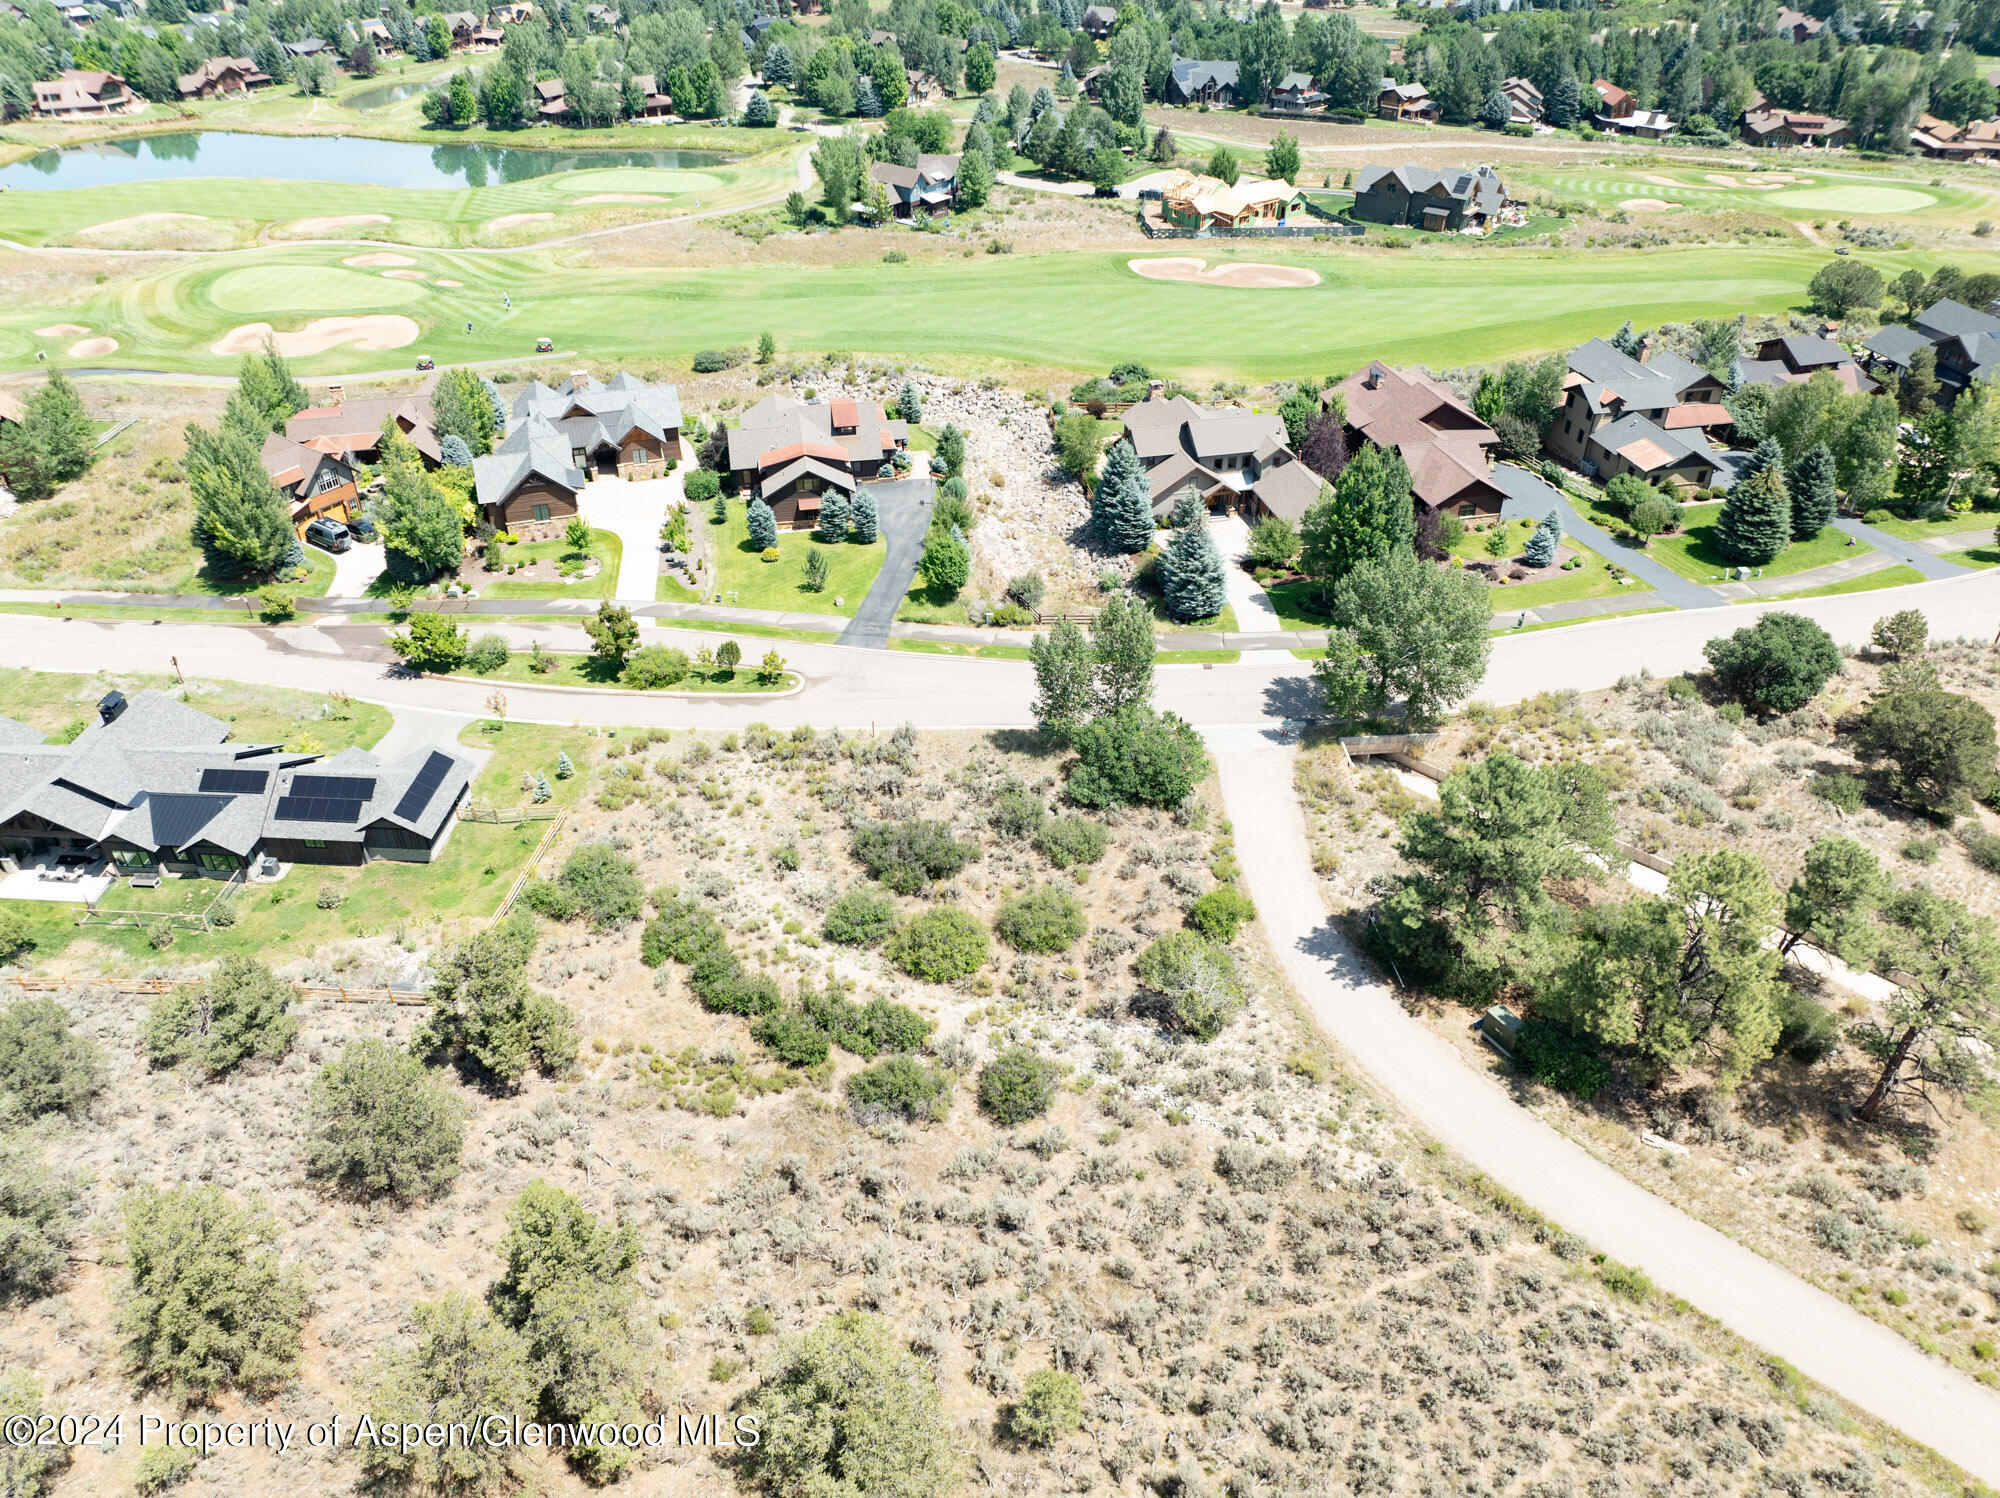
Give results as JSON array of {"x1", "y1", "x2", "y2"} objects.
[
  {"x1": 558, "y1": 168, "x2": 723, "y2": 194},
  {"x1": 1766, "y1": 185, "x2": 1937, "y2": 213},
  {"x1": 206, "y1": 265, "x2": 430, "y2": 314}
]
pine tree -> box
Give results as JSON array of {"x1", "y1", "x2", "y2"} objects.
[
  {"x1": 1610, "y1": 320, "x2": 1645, "y2": 358},
  {"x1": 1788, "y1": 441, "x2": 1838, "y2": 538},
  {"x1": 743, "y1": 89, "x2": 773, "y2": 126},
  {"x1": 1714, "y1": 466, "x2": 1792, "y2": 566},
  {"x1": 555, "y1": 751, "x2": 575, "y2": 779},
  {"x1": 1547, "y1": 72, "x2": 1582, "y2": 127},
  {"x1": 850, "y1": 489, "x2": 879, "y2": 543},
  {"x1": 1159, "y1": 494, "x2": 1227, "y2": 622},
  {"x1": 0, "y1": 371, "x2": 95, "y2": 500},
  {"x1": 818, "y1": 489, "x2": 849, "y2": 543},
  {"x1": 1091, "y1": 439, "x2": 1156, "y2": 553},
  {"x1": 1523, "y1": 510, "x2": 1560, "y2": 567},
  {"x1": 747, "y1": 498, "x2": 779, "y2": 551},
  {"x1": 1735, "y1": 436, "x2": 1786, "y2": 487},
  {"x1": 1481, "y1": 87, "x2": 1513, "y2": 130}
]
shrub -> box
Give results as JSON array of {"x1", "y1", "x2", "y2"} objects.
[
  {"x1": 685, "y1": 469, "x2": 721, "y2": 503},
  {"x1": 993, "y1": 788, "x2": 1046, "y2": 838},
  {"x1": 0, "y1": 1372, "x2": 69, "y2": 1497},
  {"x1": 1135, "y1": 931, "x2": 1244, "y2": 1040},
  {"x1": 799, "y1": 990, "x2": 931, "y2": 1057},
  {"x1": 846, "y1": 1056, "x2": 954, "y2": 1124},
  {"x1": 416, "y1": 917, "x2": 575, "y2": 1086},
  {"x1": 1514, "y1": 1019, "x2": 1610, "y2": 1099},
  {"x1": 141, "y1": 957, "x2": 297, "y2": 1077},
  {"x1": 1006, "y1": 571, "x2": 1046, "y2": 610},
  {"x1": 360, "y1": 1293, "x2": 535, "y2": 1495},
  {"x1": 1066, "y1": 704, "x2": 1208, "y2": 809},
  {"x1": 304, "y1": 1038, "x2": 468, "y2": 1202},
  {"x1": 120, "y1": 1185, "x2": 311, "y2": 1403},
  {"x1": 1011, "y1": 1368, "x2": 1083, "y2": 1447},
  {"x1": 0, "y1": 1145, "x2": 81, "y2": 1302},
  {"x1": 1628, "y1": 491, "x2": 1680, "y2": 539},
  {"x1": 752, "y1": 1009, "x2": 832, "y2": 1067},
  {"x1": 1810, "y1": 772, "x2": 1865, "y2": 814},
  {"x1": 823, "y1": 888, "x2": 899, "y2": 946},
  {"x1": 1854, "y1": 683, "x2": 1998, "y2": 812},
  {"x1": 746, "y1": 1312, "x2": 956, "y2": 1497},
  {"x1": 977, "y1": 1045, "x2": 1060, "y2": 1124},
  {"x1": 886, "y1": 907, "x2": 989, "y2": 983},
  {"x1": 852, "y1": 818, "x2": 980, "y2": 893},
  {"x1": 1034, "y1": 814, "x2": 1107, "y2": 868},
  {"x1": 537, "y1": 843, "x2": 643, "y2": 929},
  {"x1": 1702, "y1": 612, "x2": 1841, "y2": 715},
  {"x1": 466, "y1": 633, "x2": 509, "y2": 673},
  {"x1": 623, "y1": 645, "x2": 691, "y2": 689},
  {"x1": 1962, "y1": 825, "x2": 2000, "y2": 874},
  {"x1": 1774, "y1": 987, "x2": 1840, "y2": 1064},
  {"x1": 1871, "y1": 608, "x2": 1928, "y2": 660},
  {"x1": 995, "y1": 885, "x2": 1086, "y2": 952},
  {"x1": 0, "y1": 909, "x2": 28, "y2": 963},
  {"x1": 0, "y1": 998, "x2": 100, "y2": 1117},
  {"x1": 1187, "y1": 887, "x2": 1256, "y2": 942},
  {"x1": 691, "y1": 348, "x2": 739, "y2": 372}
]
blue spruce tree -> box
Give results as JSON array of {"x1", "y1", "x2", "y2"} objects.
[
  {"x1": 1159, "y1": 493, "x2": 1227, "y2": 622},
  {"x1": 1092, "y1": 439, "x2": 1156, "y2": 553}
]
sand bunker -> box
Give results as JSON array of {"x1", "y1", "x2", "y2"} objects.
[
  {"x1": 35, "y1": 323, "x2": 88, "y2": 337},
  {"x1": 1620, "y1": 198, "x2": 1679, "y2": 211},
  {"x1": 488, "y1": 212, "x2": 554, "y2": 230},
  {"x1": 289, "y1": 214, "x2": 391, "y2": 233},
  {"x1": 343, "y1": 252, "x2": 415, "y2": 267},
  {"x1": 1128, "y1": 257, "x2": 1320, "y2": 289},
  {"x1": 575, "y1": 192, "x2": 666, "y2": 204},
  {"x1": 79, "y1": 212, "x2": 207, "y2": 234},
  {"x1": 67, "y1": 337, "x2": 118, "y2": 358},
  {"x1": 436, "y1": 279, "x2": 464, "y2": 287},
  {"x1": 210, "y1": 315, "x2": 420, "y2": 357},
  {"x1": 381, "y1": 269, "x2": 427, "y2": 280},
  {"x1": 1643, "y1": 174, "x2": 1682, "y2": 187}
]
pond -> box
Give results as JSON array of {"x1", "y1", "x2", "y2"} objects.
[
  {"x1": 344, "y1": 81, "x2": 426, "y2": 112},
  {"x1": 0, "y1": 131, "x2": 731, "y2": 191}
]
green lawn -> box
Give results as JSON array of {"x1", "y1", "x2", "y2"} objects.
[
  {"x1": 887, "y1": 639, "x2": 1033, "y2": 659},
  {"x1": 1941, "y1": 544, "x2": 2000, "y2": 569},
  {"x1": 1756, "y1": 564, "x2": 1928, "y2": 600},
  {"x1": 1867, "y1": 512, "x2": 2000, "y2": 542},
  {"x1": 0, "y1": 668, "x2": 389, "y2": 751},
  {"x1": 657, "y1": 572, "x2": 702, "y2": 602},
  {"x1": 1641, "y1": 503, "x2": 1872, "y2": 583},
  {"x1": 463, "y1": 649, "x2": 795, "y2": 693},
  {"x1": 709, "y1": 504, "x2": 883, "y2": 615},
  {"x1": 1448, "y1": 515, "x2": 1630, "y2": 609},
  {"x1": 478, "y1": 532, "x2": 622, "y2": 599}
]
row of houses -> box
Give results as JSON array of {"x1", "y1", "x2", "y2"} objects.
[{"x1": 0, "y1": 689, "x2": 474, "y2": 877}]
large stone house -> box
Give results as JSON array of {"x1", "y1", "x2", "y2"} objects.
[
  {"x1": 0, "y1": 690, "x2": 473, "y2": 876},
  {"x1": 1546, "y1": 338, "x2": 1733, "y2": 490},
  {"x1": 175, "y1": 56, "x2": 271, "y2": 99},
  {"x1": 33, "y1": 69, "x2": 131, "y2": 115},
  {"x1": 726, "y1": 394, "x2": 908, "y2": 528},
  {"x1": 1157, "y1": 168, "x2": 1307, "y2": 231},
  {"x1": 1329, "y1": 362, "x2": 1505, "y2": 518},
  {"x1": 471, "y1": 425, "x2": 586, "y2": 534},
  {"x1": 473, "y1": 371, "x2": 682, "y2": 533},
  {"x1": 1119, "y1": 395, "x2": 1321, "y2": 523},
  {"x1": 1349, "y1": 164, "x2": 1507, "y2": 231},
  {"x1": 1166, "y1": 57, "x2": 1240, "y2": 108}
]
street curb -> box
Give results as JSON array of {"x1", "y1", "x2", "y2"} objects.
[{"x1": 420, "y1": 668, "x2": 806, "y2": 702}]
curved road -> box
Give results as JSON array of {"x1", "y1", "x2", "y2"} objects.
[{"x1": 9, "y1": 568, "x2": 2000, "y2": 1481}]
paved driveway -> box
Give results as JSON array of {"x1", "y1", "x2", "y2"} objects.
[
  {"x1": 1207, "y1": 511, "x2": 1282, "y2": 632},
  {"x1": 319, "y1": 538, "x2": 385, "y2": 599},
  {"x1": 1490, "y1": 463, "x2": 1717, "y2": 611},
  {"x1": 579, "y1": 472, "x2": 682, "y2": 602},
  {"x1": 837, "y1": 477, "x2": 934, "y2": 650}
]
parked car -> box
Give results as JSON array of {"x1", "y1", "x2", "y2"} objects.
[
  {"x1": 536, "y1": 337, "x2": 555, "y2": 352},
  {"x1": 305, "y1": 517, "x2": 352, "y2": 553},
  {"x1": 415, "y1": 354, "x2": 435, "y2": 370},
  {"x1": 347, "y1": 513, "x2": 378, "y2": 542}
]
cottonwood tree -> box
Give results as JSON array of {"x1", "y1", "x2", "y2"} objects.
[
  {"x1": 305, "y1": 1039, "x2": 467, "y2": 1202},
  {"x1": 376, "y1": 436, "x2": 466, "y2": 581},
  {"x1": 1090, "y1": 590, "x2": 1155, "y2": 713},
  {"x1": 361, "y1": 1293, "x2": 536, "y2": 1493},
  {"x1": 1854, "y1": 888, "x2": 2000, "y2": 1121},
  {"x1": 1325, "y1": 442, "x2": 1415, "y2": 584},
  {"x1": 585, "y1": 601, "x2": 639, "y2": 669},
  {"x1": 1030, "y1": 616, "x2": 1093, "y2": 744},
  {"x1": 1331, "y1": 548, "x2": 1490, "y2": 727},
  {"x1": 432, "y1": 366, "x2": 498, "y2": 455}
]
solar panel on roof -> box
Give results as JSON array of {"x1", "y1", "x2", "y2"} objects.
[
  {"x1": 392, "y1": 751, "x2": 452, "y2": 823},
  {"x1": 147, "y1": 792, "x2": 230, "y2": 850},
  {"x1": 291, "y1": 774, "x2": 376, "y2": 800},
  {"x1": 199, "y1": 767, "x2": 270, "y2": 795},
  {"x1": 274, "y1": 795, "x2": 365, "y2": 824}
]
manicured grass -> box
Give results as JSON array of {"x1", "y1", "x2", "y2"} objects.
[
  {"x1": 461, "y1": 650, "x2": 795, "y2": 693},
  {"x1": 887, "y1": 639, "x2": 1033, "y2": 659},
  {"x1": 1496, "y1": 606, "x2": 1676, "y2": 634},
  {"x1": 1158, "y1": 649, "x2": 1242, "y2": 664},
  {"x1": 477, "y1": 532, "x2": 622, "y2": 599},
  {"x1": 650, "y1": 618, "x2": 839, "y2": 644},
  {"x1": 1754, "y1": 564, "x2": 1928, "y2": 601},
  {"x1": 1449, "y1": 516, "x2": 1629, "y2": 609},
  {"x1": 1264, "y1": 578, "x2": 1337, "y2": 632},
  {"x1": 708, "y1": 504, "x2": 884, "y2": 615},
  {"x1": 1640, "y1": 504, "x2": 1872, "y2": 582},
  {"x1": 897, "y1": 582, "x2": 969, "y2": 625},
  {"x1": 1940, "y1": 545, "x2": 2000, "y2": 569},
  {"x1": 1517, "y1": 162, "x2": 1993, "y2": 231},
  {"x1": 0, "y1": 602, "x2": 266, "y2": 623},
  {"x1": 0, "y1": 668, "x2": 389, "y2": 752},
  {"x1": 1867, "y1": 512, "x2": 2000, "y2": 542},
  {"x1": 657, "y1": 572, "x2": 702, "y2": 602}
]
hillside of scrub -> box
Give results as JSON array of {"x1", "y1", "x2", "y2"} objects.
[
  {"x1": 1, "y1": 725, "x2": 1973, "y2": 1498},
  {"x1": 1295, "y1": 637, "x2": 2000, "y2": 1386}
]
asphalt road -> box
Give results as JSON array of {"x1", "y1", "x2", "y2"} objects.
[{"x1": 1209, "y1": 724, "x2": 2000, "y2": 1487}]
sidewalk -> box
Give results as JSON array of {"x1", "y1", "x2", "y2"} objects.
[{"x1": 1832, "y1": 516, "x2": 1975, "y2": 581}]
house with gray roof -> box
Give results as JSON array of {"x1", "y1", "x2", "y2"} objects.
[
  {"x1": 476, "y1": 371, "x2": 681, "y2": 536},
  {"x1": 472, "y1": 423, "x2": 588, "y2": 537},
  {"x1": 1166, "y1": 57, "x2": 1240, "y2": 108},
  {"x1": 1547, "y1": 337, "x2": 1734, "y2": 490},
  {"x1": 0, "y1": 691, "x2": 474, "y2": 879},
  {"x1": 1350, "y1": 164, "x2": 1508, "y2": 231},
  {"x1": 1119, "y1": 395, "x2": 1320, "y2": 523},
  {"x1": 868, "y1": 154, "x2": 960, "y2": 218},
  {"x1": 1862, "y1": 299, "x2": 2000, "y2": 400},
  {"x1": 1734, "y1": 335, "x2": 1876, "y2": 395},
  {"x1": 725, "y1": 394, "x2": 909, "y2": 527}
]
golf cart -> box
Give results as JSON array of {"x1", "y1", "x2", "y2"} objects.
[
  {"x1": 535, "y1": 337, "x2": 555, "y2": 353},
  {"x1": 415, "y1": 354, "x2": 434, "y2": 371}
]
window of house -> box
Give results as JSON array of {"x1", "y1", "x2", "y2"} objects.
[
  {"x1": 303, "y1": 839, "x2": 325, "y2": 848},
  {"x1": 532, "y1": 503, "x2": 550, "y2": 522},
  {"x1": 197, "y1": 851, "x2": 239, "y2": 871}
]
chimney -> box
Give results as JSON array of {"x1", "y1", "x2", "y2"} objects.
[
  {"x1": 97, "y1": 690, "x2": 126, "y2": 725},
  {"x1": 326, "y1": 383, "x2": 344, "y2": 405},
  {"x1": 1365, "y1": 366, "x2": 1383, "y2": 390}
]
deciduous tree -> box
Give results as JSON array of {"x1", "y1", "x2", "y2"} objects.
[{"x1": 1331, "y1": 547, "x2": 1490, "y2": 727}]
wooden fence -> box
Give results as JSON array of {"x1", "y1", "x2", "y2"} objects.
[
  {"x1": 495, "y1": 807, "x2": 570, "y2": 919},
  {"x1": 76, "y1": 865, "x2": 245, "y2": 934},
  {"x1": 459, "y1": 804, "x2": 563, "y2": 825},
  {"x1": 2, "y1": 974, "x2": 428, "y2": 1005}
]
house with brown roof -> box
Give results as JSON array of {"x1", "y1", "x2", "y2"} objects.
[
  {"x1": 726, "y1": 394, "x2": 907, "y2": 528},
  {"x1": 1912, "y1": 114, "x2": 2000, "y2": 158},
  {"x1": 1774, "y1": 5, "x2": 1826, "y2": 42},
  {"x1": 1269, "y1": 72, "x2": 1326, "y2": 113},
  {"x1": 258, "y1": 435, "x2": 359, "y2": 535},
  {"x1": 1592, "y1": 79, "x2": 1633, "y2": 116},
  {"x1": 1118, "y1": 395, "x2": 1322, "y2": 524},
  {"x1": 283, "y1": 378, "x2": 442, "y2": 468},
  {"x1": 1329, "y1": 362, "x2": 1504, "y2": 518},
  {"x1": 533, "y1": 77, "x2": 568, "y2": 118},
  {"x1": 1081, "y1": 4, "x2": 1117, "y2": 39},
  {"x1": 489, "y1": 1, "x2": 534, "y2": 23},
  {"x1": 1500, "y1": 76, "x2": 1542, "y2": 123},
  {"x1": 176, "y1": 56, "x2": 271, "y2": 99},
  {"x1": 627, "y1": 73, "x2": 672, "y2": 116},
  {"x1": 1376, "y1": 80, "x2": 1437, "y2": 122},
  {"x1": 1741, "y1": 109, "x2": 1850, "y2": 148},
  {"x1": 33, "y1": 69, "x2": 131, "y2": 116},
  {"x1": 1548, "y1": 338, "x2": 1731, "y2": 490}
]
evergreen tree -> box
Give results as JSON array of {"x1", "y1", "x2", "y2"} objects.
[
  {"x1": 185, "y1": 422, "x2": 292, "y2": 578},
  {"x1": 1481, "y1": 86, "x2": 1513, "y2": 130},
  {"x1": 763, "y1": 41, "x2": 794, "y2": 84},
  {"x1": 439, "y1": 433, "x2": 475, "y2": 469},
  {"x1": 1264, "y1": 131, "x2": 1300, "y2": 183},
  {"x1": 854, "y1": 74, "x2": 882, "y2": 116},
  {"x1": 1205, "y1": 144, "x2": 1238, "y2": 185},
  {"x1": 818, "y1": 489, "x2": 849, "y2": 543},
  {"x1": 1030, "y1": 616, "x2": 1092, "y2": 744},
  {"x1": 958, "y1": 146, "x2": 995, "y2": 206},
  {"x1": 235, "y1": 342, "x2": 309, "y2": 433},
  {"x1": 1610, "y1": 320, "x2": 1645, "y2": 358},
  {"x1": 1149, "y1": 124, "x2": 1175, "y2": 161},
  {"x1": 850, "y1": 488, "x2": 879, "y2": 543},
  {"x1": 0, "y1": 372, "x2": 94, "y2": 501},
  {"x1": 897, "y1": 378, "x2": 923, "y2": 425},
  {"x1": 1158, "y1": 493, "x2": 1226, "y2": 622},
  {"x1": 743, "y1": 89, "x2": 774, "y2": 126},
  {"x1": 1715, "y1": 466, "x2": 1792, "y2": 566},
  {"x1": 1091, "y1": 439, "x2": 1156, "y2": 553},
  {"x1": 1788, "y1": 441, "x2": 1838, "y2": 538},
  {"x1": 1329, "y1": 442, "x2": 1414, "y2": 581},
  {"x1": 1734, "y1": 436, "x2": 1785, "y2": 487},
  {"x1": 747, "y1": 498, "x2": 779, "y2": 551},
  {"x1": 1547, "y1": 72, "x2": 1583, "y2": 127},
  {"x1": 1523, "y1": 509, "x2": 1560, "y2": 567}
]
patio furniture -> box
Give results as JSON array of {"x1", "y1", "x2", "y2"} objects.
[{"x1": 129, "y1": 873, "x2": 161, "y2": 889}]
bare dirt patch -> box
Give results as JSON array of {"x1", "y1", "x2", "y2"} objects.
[
  {"x1": 209, "y1": 315, "x2": 420, "y2": 357},
  {"x1": 342, "y1": 252, "x2": 415, "y2": 267},
  {"x1": 66, "y1": 337, "x2": 118, "y2": 357},
  {"x1": 488, "y1": 211, "x2": 555, "y2": 230},
  {"x1": 286, "y1": 213, "x2": 391, "y2": 233},
  {"x1": 574, "y1": 192, "x2": 666, "y2": 204},
  {"x1": 78, "y1": 212, "x2": 206, "y2": 234},
  {"x1": 1128, "y1": 256, "x2": 1320, "y2": 288},
  {"x1": 34, "y1": 323, "x2": 88, "y2": 337}
]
